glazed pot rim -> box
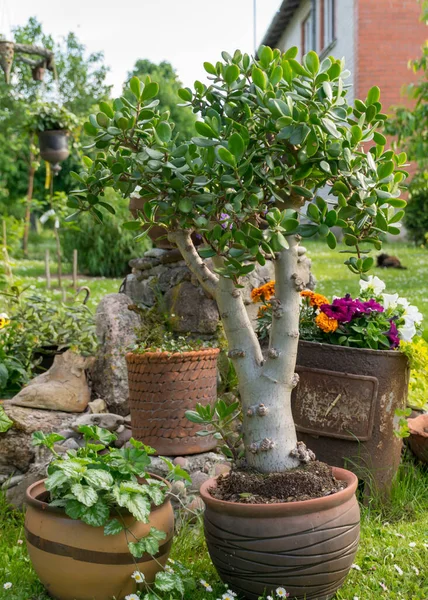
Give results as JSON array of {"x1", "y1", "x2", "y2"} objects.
[
  {"x1": 26, "y1": 472, "x2": 171, "y2": 515},
  {"x1": 126, "y1": 347, "x2": 220, "y2": 362},
  {"x1": 199, "y1": 466, "x2": 358, "y2": 516},
  {"x1": 299, "y1": 339, "x2": 404, "y2": 358}
]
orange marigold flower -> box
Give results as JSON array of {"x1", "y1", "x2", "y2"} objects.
[
  {"x1": 315, "y1": 312, "x2": 338, "y2": 333},
  {"x1": 300, "y1": 290, "x2": 329, "y2": 308},
  {"x1": 257, "y1": 303, "x2": 271, "y2": 318},
  {"x1": 251, "y1": 281, "x2": 275, "y2": 303}
]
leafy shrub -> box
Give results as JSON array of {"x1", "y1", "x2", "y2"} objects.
[
  {"x1": 28, "y1": 102, "x2": 79, "y2": 132},
  {"x1": 403, "y1": 174, "x2": 428, "y2": 244},
  {"x1": 61, "y1": 189, "x2": 147, "y2": 277},
  {"x1": 400, "y1": 338, "x2": 428, "y2": 411}
]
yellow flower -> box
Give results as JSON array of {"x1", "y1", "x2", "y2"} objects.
[
  {"x1": 0, "y1": 313, "x2": 10, "y2": 329},
  {"x1": 315, "y1": 312, "x2": 338, "y2": 333},
  {"x1": 251, "y1": 281, "x2": 276, "y2": 303}
]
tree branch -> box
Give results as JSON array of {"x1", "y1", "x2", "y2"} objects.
[
  {"x1": 263, "y1": 236, "x2": 310, "y2": 386},
  {"x1": 167, "y1": 229, "x2": 218, "y2": 298},
  {"x1": 14, "y1": 44, "x2": 55, "y2": 69}
]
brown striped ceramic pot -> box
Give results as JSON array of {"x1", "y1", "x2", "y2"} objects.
[
  {"x1": 126, "y1": 348, "x2": 220, "y2": 455},
  {"x1": 200, "y1": 467, "x2": 360, "y2": 600},
  {"x1": 25, "y1": 477, "x2": 174, "y2": 600}
]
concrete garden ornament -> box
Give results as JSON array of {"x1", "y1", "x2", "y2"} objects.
[{"x1": 64, "y1": 45, "x2": 407, "y2": 599}]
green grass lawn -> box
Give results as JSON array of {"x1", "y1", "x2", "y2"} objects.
[
  {"x1": 305, "y1": 241, "x2": 428, "y2": 330},
  {"x1": 1, "y1": 456, "x2": 427, "y2": 599}
]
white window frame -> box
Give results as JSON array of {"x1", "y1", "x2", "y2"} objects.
[
  {"x1": 323, "y1": 0, "x2": 335, "y2": 50},
  {"x1": 302, "y1": 11, "x2": 314, "y2": 54}
]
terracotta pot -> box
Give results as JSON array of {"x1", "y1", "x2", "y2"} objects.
[
  {"x1": 25, "y1": 477, "x2": 174, "y2": 600},
  {"x1": 128, "y1": 196, "x2": 202, "y2": 249},
  {"x1": 126, "y1": 348, "x2": 219, "y2": 455},
  {"x1": 37, "y1": 130, "x2": 70, "y2": 167},
  {"x1": 407, "y1": 414, "x2": 428, "y2": 464},
  {"x1": 0, "y1": 40, "x2": 14, "y2": 84},
  {"x1": 292, "y1": 341, "x2": 409, "y2": 495},
  {"x1": 200, "y1": 467, "x2": 360, "y2": 600}
]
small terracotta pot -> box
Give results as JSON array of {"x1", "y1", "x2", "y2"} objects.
[
  {"x1": 200, "y1": 467, "x2": 360, "y2": 600},
  {"x1": 126, "y1": 348, "x2": 219, "y2": 455},
  {"x1": 37, "y1": 129, "x2": 70, "y2": 167},
  {"x1": 407, "y1": 414, "x2": 428, "y2": 464},
  {"x1": 25, "y1": 476, "x2": 174, "y2": 600}
]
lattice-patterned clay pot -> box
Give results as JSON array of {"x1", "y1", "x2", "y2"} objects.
[
  {"x1": 0, "y1": 41, "x2": 14, "y2": 84},
  {"x1": 126, "y1": 348, "x2": 219, "y2": 455}
]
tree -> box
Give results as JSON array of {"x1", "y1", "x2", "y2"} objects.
[
  {"x1": 125, "y1": 60, "x2": 196, "y2": 141},
  {"x1": 72, "y1": 47, "x2": 406, "y2": 473}
]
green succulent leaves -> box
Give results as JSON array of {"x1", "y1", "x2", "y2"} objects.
[{"x1": 73, "y1": 45, "x2": 407, "y2": 280}]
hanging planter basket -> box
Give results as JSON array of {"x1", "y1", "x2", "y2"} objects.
[
  {"x1": 37, "y1": 130, "x2": 70, "y2": 170},
  {"x1": 0, "y1": 41, "x2": 14, "y2": 84}
]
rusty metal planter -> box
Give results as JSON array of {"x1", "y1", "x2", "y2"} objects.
[
  {"x1": 126, "y1": 348, "x2": 219, "y2": 456},
  {"x1": 292, "y1": 341, "x2": 409, "y2": 495}
]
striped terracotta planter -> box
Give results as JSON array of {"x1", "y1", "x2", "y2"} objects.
[
  {"x1": 200, "y1": 467, "x2": 360, "y2": 600},
  {"x1": 25, "y1": 477, "x2": 174, "y2": 600},
  {"x1": 126, "y1": 348, "x2": 220, "y2": 455}
]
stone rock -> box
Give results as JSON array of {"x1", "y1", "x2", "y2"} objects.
[
  {"x1": 0, "y1": 403, "x2": 75, "y2": 472},
  {"x1": 190, "y1": 470, "x2": 210, "y2": 492},
  {"x1": 91, "y1": 293, "x2": 140, "y2": 415},
  {"x1": 186, "y1": 496, "x2": 205, "y2": 511},
  {"x1": 214, "y1": 463, "x2": 231, "y2": 476},
  {"x1": 122, "y1": 275, "x2": 156, "y2": 306},
  {"x1": 124, "y1": 414, "x2": 132, "y2": 424},
  {"x1": 114, "y1": 426, "x2": 132, "y2": 448},
  {"x1": 170, "y1": 480, "x2": 187, "y2": 498},
  {"x1": 1, "y1": 474, "x2": 25, "y2": 490},
  {"x1": 60, "y1": 438, "x2": 80, "y2": 451},
  {"x1": 88, "y1": 398, "x2": 108, "y2": 414},
  {"x1": 158, "y1": 266, "x2": 191, "y2": 293},
  {"x1": 72, "y1": 413, "x2": 124, "y2": 432},
  {"x1": 10, "y1": 351, "x2": 93, "y2": 413},
  {"x1": 129, "y1": 257, "x2": 159, "y2": 271},
  {"x1": 165, "y1": 281, "x2": 219, "y2": 334},
  {"x1": 159, "y1": 249, "x2": 183, "y2": 264},
  {"x1": 145, "y1": 248, "x2": 168, "y2": 259},
  {"x1": 173, "y1": 457, "x2": 189, "y2": 469},
  {"x1": 5, "y1": 461, "x2": 49, "y2": 509}
]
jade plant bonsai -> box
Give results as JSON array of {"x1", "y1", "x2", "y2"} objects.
[{"x1": 70, "y1": 46, "x2": 407, "y2": 474}]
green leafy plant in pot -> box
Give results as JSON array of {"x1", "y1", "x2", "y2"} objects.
[
  {"x1": 70, "y1": 46, "x2": 407, "y2": 599},
  {"x1": 29, "y1": 101, "x2": 78, "y2": 170},
  {"x1": 25, "y1": 426, "x2": 193, "y2": 600}
]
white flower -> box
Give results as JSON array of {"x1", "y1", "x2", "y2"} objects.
[
  {"x1": 399, "y1": 322, "x2": 417, "y2": 342},
  {"x1": 409, "y1": 542, "x2": 416, "y2": 548},
  {"x1": 412, "y1": 565, "x2": 420, "y2": 575},
  {"x1": 267, "y1": 596, "x2": 274, "y2": 600},
  {"x1": 351, "y1": 563, "x2": 361, "y2": 571},
  {"x1": 222, "y1": 595, "x2": 234, "y2": 600},
  {"x1": 360, "y1": 276, "x2": 386, "y2": 295},
  {"x1": 16, "y1": 539, "x2": 23, "y2": 545},
  {"x1": 394, "y1": 532, "x2": 405, "y2": 539},
  {"x1": 382, "y1": 293, "x2": 399, "y2": 310},
  {"x1": 165, "y1": 565, "x2": 174, "y2": 573},
  {"x1": 3, "y1": 583, "x2": 12, "y2": 590},
  {"x1": 125, "y1": 595, "x2": 139, "y2": 600},
  {"x1": 394, "y1": 564, "x2": 404, "y2": 576},
  {"x1": 276, "y1": 588, "x2": 289, "y2": 598},
  {"x1": 224, "y1": 592, "x2": 237, "y2": 598},
  {"x1": 200, "y1": 580, "x2": 213, "y2": 592},
  {"x1": 131, "y1": 571, "x2": 145, "y2": 583},
  {"x1": 379, "y1": 582, "x2": 388, "y2": 591},
  {"x1": 0, "y1": 312, "x2": 9, "y2": 320}
]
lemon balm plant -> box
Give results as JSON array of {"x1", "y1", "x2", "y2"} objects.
[{"x1": 71, "y1": 46, "x2": 407, "y2": 475}]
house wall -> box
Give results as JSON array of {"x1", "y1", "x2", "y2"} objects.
[
  {"x1": 356, "y1": 0, "x2": 427, "y2": 112},
  {"x1": 276, "y1": 0, "x2": 312, "y2": 58}
]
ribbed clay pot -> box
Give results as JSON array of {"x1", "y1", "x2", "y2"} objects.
[
  {"x1": 407, "y1": 414, "x2": 428, "y2": 464},
  {"x1": 25, "y1": 477, "x2": 174, "y2": 600},
  {"x1": 292, "y1": 341, "x2": 409, "y2": 495},
  {"x1": 126, "y1": 348, "x2": 219, "y2": 455},
  {"x1": 37, "y1": 130, "x2": 70, "y2": 166},
  {"x1": 200, "y1": 467, "x2": 359, "y2": 600}
]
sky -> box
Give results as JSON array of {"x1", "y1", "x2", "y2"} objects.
[{"x1": 2, "y1": 0, "x2": 283, "y2": 95}]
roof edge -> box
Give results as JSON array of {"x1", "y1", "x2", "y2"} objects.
[{"x1": 261, "y1": 0, "x2": 302, "y2": 48}]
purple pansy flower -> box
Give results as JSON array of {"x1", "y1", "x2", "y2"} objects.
[{"x1": 321, "y1": 294, "x2": 384, "y2": 323}]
